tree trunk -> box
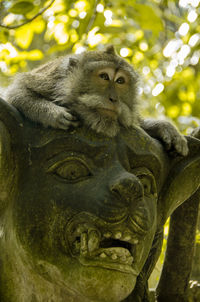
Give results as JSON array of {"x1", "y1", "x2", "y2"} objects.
[{"x1": 156, "y1": 189, "x2": 200, "y2": 302}]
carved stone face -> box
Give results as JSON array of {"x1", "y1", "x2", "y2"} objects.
[
  {"x1": 11, "y1": 126, "x2": 157, "y2": 302},
  {"x1": 0, "y1": 104, "x2": 200, "y2": 302}
]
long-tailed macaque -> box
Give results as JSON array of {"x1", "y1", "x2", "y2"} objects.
[{"x1": 5, "y1": 45, "x2": 188, "y2": 155}]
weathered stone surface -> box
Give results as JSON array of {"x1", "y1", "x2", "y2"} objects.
[
  {"x1": 157, "y1": 190, "x2": 200, "y2": 302},
  {"x1": 0, "y1": 97, "x2": 199, "y2": 302}
]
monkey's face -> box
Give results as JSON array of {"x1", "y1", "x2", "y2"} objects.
[
  {"x1": 73, "y1": 61, "x2": 138, "y2": 137},
  {"x1": 91, "y1": 66, "x2": 133, "y2": 115}
]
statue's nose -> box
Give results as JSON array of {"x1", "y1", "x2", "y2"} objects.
[{"x1": 109, "y1": 172, "x2": 143, "y2": 207}]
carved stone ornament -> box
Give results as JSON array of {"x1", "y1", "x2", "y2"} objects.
[{"x1": 0, "y1": 97, "x2": 199, "y2": 302}]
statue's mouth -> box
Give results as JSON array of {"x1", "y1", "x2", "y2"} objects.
[{"x1": 65, "y1": 214, "x2": 141, "y2": 275}]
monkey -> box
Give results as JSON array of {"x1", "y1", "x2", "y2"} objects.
[{"x1": 5, "y1": 45, "x2": 188, "y2": 155}]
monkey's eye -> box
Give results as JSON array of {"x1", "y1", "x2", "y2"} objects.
[
  {"x1": 47, "y1": 159, "x2": 92, "y2": 183},
  {"x1": 116, "y1": 77, "x2": 125, "y2": 84},
  {"x1": 99, "y1": 73, "x2": 109, "y2": 80}
]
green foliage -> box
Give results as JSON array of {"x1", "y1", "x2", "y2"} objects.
[
  {"x1": 0, "y1": 0, "x2": 199, "y2": 288},
  {"x1": 196, "y1": 230, "x2": 200, "y2": 244},
  {"x1": 0, "y1": 0, "x2": 199, "y2": 132},
  {"x1": 9, "y1": 1, "x2": 35, "y2": 15}
]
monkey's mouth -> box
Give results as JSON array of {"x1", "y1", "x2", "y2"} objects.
[
  {"x1": 65, "y1": 214, "x2": 140, "y2": 276},
  {"x1": 97, "y1": 108, "x2": 118, "y2": 120}
]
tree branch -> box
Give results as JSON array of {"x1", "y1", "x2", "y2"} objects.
[
  {"x1": 0, "y1": 0, "x2": 55, "y2": 30},
  {"x1": 85, "y1": 0, "x2": 100, "y2": 34}
]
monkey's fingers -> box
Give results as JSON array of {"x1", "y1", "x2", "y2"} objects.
[
  {"x1": 191, "y1": 127, "x2": 200, "y2": 139},
  {"x1": 57, "y1": 116, "x2": 80, "y2": 130},
  {"x1": 172, "y1": 135, "x2": 189, "y2": 156},
  {"x1": 68, "y1": 120, "x2": 80, "y2": 127},
  {"x1": 63, "y1": 108, "x2": 78, "y2": 121},
  {"x1": 50, "y1": 106, "x2": 80, "y2": 130},
  {"x1": 155, "y1": 123, "x2": 188, "y2": 156},
  {"x1": 158, "y1": 128, "x2": 172, "y2": 150}
]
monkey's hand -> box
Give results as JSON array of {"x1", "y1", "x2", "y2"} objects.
[
  {"x1": 191, "y1": 126, "x2": 200, "y2": 139},
  {"x1": 47, "y1": 106, "x2": 79, "y2": 130},
  {"x1": 141, "y1": 119, "x2": 189, "y2": 156}
]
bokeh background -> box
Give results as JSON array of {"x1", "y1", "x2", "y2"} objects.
[{"x1": 0, "y1": 0, "x2": 200, "y2": 288}]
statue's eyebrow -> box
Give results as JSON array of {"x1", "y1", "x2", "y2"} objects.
[{"x1": 32, "y1": 136, "x2": 115, "y2": 161}]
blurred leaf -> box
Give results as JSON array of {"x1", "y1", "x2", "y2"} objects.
[
  {"x1": 27, "y1": 49, "x2": 44, "y2": 60},
  {"x1": 15, "y1": 26, "x2": 34, "y2": 49},
  {"x1": 32, "y1": 19, "x2": 46, "y2": 34},
  {"x1": 0, "y1": 31, "x2": 9, "y2": 44},
  {"x1": 9, "y1": 1, "x2": 35, "y2": 15},
  {"x1": 127, "y1": 4, "x2": 164, "y2": 35},
  {"x1": 167, "y1": 105, "x2": 180, "y2": 118}
]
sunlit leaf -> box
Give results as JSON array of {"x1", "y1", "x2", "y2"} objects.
[
  {"x1": 27, "y1": 49, "x2": 44, "y2": 60},
  {"x1": 32, "y1": 19, "x2": 46, "y2": 34},
  {"x1": 0, "y1": 31, "x2": 9, "y2": 44},
  {"x1": 9, "y1": 65, "x2": 19, "y2": 75},
  {"x1": 187, "y1": 91, "x2": 195, "y2": 103},
  {"x1": 134, "y1": 30, "x2": 144, "y2": 40},
  {"x1": 127, "y1": 4, "x2": 164, "y2": 35},
  {"x1": 68, "y1": 9, "x2": 78, "y2": 17},
  {"x1": 182, "y1": 102, "x2": 192, "y2": 115},
  {"x1": 167, "y1": 105, "x2": 180, "y2": 118},
  {"x1": 15, "y1": 26, "x2": 34, "y2": 49},
  {"x1": 178, "y1": 90, "x2": 188, "y2": 101},
  {"x1": 0, "y1": 49, "x2": 10, "y2": 60},
  {"x1": 9, "y1": 1, "x2": 34, "y2": 15}
]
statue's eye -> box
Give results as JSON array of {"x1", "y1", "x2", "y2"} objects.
[
  {"x1": 48, "y1": 159, "x2": 92, "y2": 183},
  {"x1": 137, "y1": 174, "x2": 156, "y2": 197},
  {"x1": 131, "y1": 168, "x2": 157, "y2": 197},
  {"x1": 99, "y1": 73, "x2": 109, "y2": 80},
  {"x1": 138, "y1": 176, "x2": 152, "y2": 195},
  {"x1": 116, "y1": 77, "x2": 125, "y2": 84}
]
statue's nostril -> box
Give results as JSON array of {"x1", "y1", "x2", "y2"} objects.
[{"x1": 109, "y1": 173, "x2": 143, "y2": 207}]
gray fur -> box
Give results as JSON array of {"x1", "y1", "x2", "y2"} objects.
[
  {"x1": 5, "y1": 47, "x2": 138, "y2": 137},
  {"x1": 5, "y1": 46, "x2": 188, "y2": 155}
]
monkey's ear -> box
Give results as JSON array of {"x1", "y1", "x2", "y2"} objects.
[
  {"x1": 191, "y1": 126, "x2": 200, "y2": 139},
  {"x1": 104, "y1": 45, "x2": 116, "y2": 55},
  {"x1": 68, "y1": 57, "x2": 79, "y2": 68},
  {"x1": 62, "y1": 56, "x2": 79, "y2": 72}
]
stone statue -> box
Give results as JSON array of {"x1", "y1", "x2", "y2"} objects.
[{"x1": 0, "y1": 97, "x2": 199, "y2": 302}]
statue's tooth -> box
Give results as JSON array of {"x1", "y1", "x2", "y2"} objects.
[
  {"x1": 127, "y1": 256, "x2": 133, "y2": 264},
  {"x1": 88, "y1": 230, "x2": 100, "y2": 253},
  {"x1": 103, "y1": 232, "x2": 112, "y2": 238},
  {"x1": 114, "y1": 231, "x2": 122, "y2": 239},
  {"x1": 100, "y1": 252, "x2": 107, "y2": 258},
  {"x1": 76, "y1": 225, "x2": 84, "y2": 234},
  {"x1": 111, "y1": 253, "x2": 118, "y2": 260},
  {"x1": 80, "y1": 232, "x2": 88, "y2": 255},
  {"x1": 120, "y1": 255, "x2": 127, "y2": 262},
  {"x1": 74, "y1": 240, "x2": 80, "y2": 253},
  {"x1": 123, "y1": 234, "x2": 131, "y2": 241}
]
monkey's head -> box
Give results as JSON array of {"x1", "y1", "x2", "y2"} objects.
[{"x1": 59, "y1": 46, "x2": 139, "y2": 137}]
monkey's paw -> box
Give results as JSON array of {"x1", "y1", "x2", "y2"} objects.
[
  {"x1": 191, "y1": 126, "x2": 200, "y2": 139},
  {"x1": 143, "y1": 120, "x2": 189, "y2": 156},
  {"x1": 48, "y1": 106, "x2": 79, "y2": 130}
]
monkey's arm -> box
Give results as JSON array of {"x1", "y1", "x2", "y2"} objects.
[
  {"x1": 5, "y1": 78, "x2": 78, "y2": 130},
  {"x1": 141, "y1": 119, "x2": 188, "y2": 156}
]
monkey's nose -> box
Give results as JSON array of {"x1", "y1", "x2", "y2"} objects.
[
  {"x1": 109, "y1": 97, "x2": 118, "y2": 103},
  {"x1": 109, "y1": 172, "x2": 143, "y2": 207}
]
